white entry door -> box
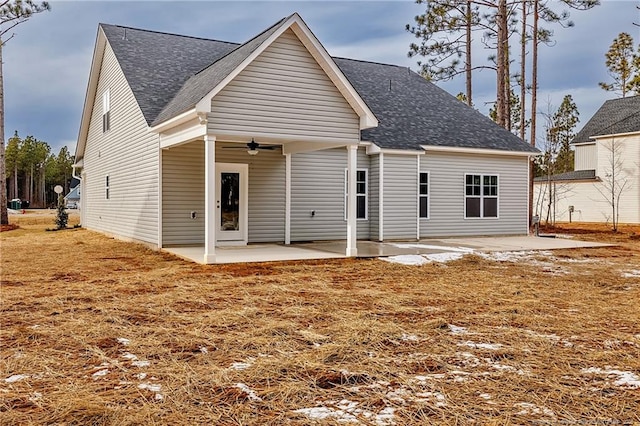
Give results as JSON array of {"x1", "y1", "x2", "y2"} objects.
[{"x1": 216, "y1": 163, "x2": 248, "y2": 244}]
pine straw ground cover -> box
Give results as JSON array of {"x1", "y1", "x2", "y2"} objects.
[{"x1": 1, "y1": 214, "x2": 639, "y2": 425}]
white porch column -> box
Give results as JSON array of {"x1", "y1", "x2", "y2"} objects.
[
  {"x1": 285, "y1": 153, "x2": 291, "y2": 245},
  {"x1": 204, "y1": 135, "x2": 217, "y2": 264},
  {"x1": 346, "y1": 144, "x2": 358, "y2": 257}
]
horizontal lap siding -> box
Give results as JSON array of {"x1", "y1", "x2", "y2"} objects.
[
  {"x1": 382, "y1": 155, "x2": 418, "y2": 240},
  {"x1": 596, "y1": 136, "x2": 639, "y2": 223},
  {"x1": 420, "y1": 152, "x2": 528, "y2": 237},
  {"x1": 83, "y1": 43, "x2": 159, "y2": 245},
  {"x1": 162, "y1": 142, "x2": 204, "y2": 245},
  {"x1": 369, "y1": 154, "x2": 380, "y2": 241},
  {"x1": 217, "y1": 144, "x2": 286, "y2": 242},
  {"x1": 291, "y1": 148, "x2": 370, "y2": 241},
  {"x1": 208, "y1": 29, "x2": 359, "y2": 142},
  {"x1": 575, "y1": 144, "x2": 596, "y2": 171},
  {"x1": 162, "y1": 142, "x2": 286, "y2": 245}
]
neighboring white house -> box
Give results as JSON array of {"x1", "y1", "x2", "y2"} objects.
[
  {"x1": 73, "y1": 13, "x2": 539, "y2": 263},
  {"x1": 64, "y1": 185, "x2": 81, "y2": 209},
  {"x1": 534, "y1": 96, "x2": 640, "y2": 224}
]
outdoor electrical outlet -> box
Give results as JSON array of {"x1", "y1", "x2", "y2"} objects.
[
  {"x1": 311, "y1": 210, "x2": 316, "y2": 217},
  {"x1": 190, "y1": 211, "x2": 197, "y2": 219}
]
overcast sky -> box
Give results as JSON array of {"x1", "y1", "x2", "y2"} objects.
[{"x1": 3, "y1": 0, "x2": 639, "y2": 155}]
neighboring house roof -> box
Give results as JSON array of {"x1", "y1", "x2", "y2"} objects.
[
  {"x1": 533, "y1": 169, "x2": 597, "y2": 182},
  {"x1": 573, "y1": 95, "x2": 640, "y2": 143},
  {"x1": 97, "y1": 17, "x2": 538, "y2": 154},
  {"x1": 65, "y1": 185, "x2": 81, "y2": 201}
]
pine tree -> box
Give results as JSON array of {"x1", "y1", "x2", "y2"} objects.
[
  {"x1": 1, "y1": 0, "x2": 51, "y2": 225},
  {"x1": 599, "y1": 32, "x2": 640, "y2": 97},
  {"x1": 548, "y1": 95, "x2": 579, "y2": 174}
]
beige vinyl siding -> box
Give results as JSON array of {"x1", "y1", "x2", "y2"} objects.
[
  {"x1": 290, "y1": 147, "x2": 369, "y2": 241},
  {"x1": 575, "y1": 143, "x2": 597, "y2": 170},
  {"x1": 596, "y1": 136, "x2": 639, "y2": 223},
  {"x1": 420, "y1": 152, "x2": 529, "y2": 237},
  {"x1": 161, "y1": 141, "x2": 286, "y2": 245},
  {"x1": 382, "y1": 154, "x2": 418, "y2": 240},
  {"x1": 208, "y1": 29, "x2": 359, "y2": 143},
  {"x1": 83, "y1": 43, "x2": 159, "y2": 245},
  {"x1": 161, "y1": 142, "x2": 205, "y2": 245},
  {"x1": 369, "y1": 154, "x2": 380, "y2": 241}
]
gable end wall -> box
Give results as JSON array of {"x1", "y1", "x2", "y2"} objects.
[{"x1": 82, "y1": 43, "x2": 159, "y2": 245}]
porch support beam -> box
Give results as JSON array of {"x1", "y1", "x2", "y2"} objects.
[
  {"x1": 204, "y1": 135, "x2": 217, "y2": 264},
  {"x1": 346, "y1": 145, "x2": 358, "y2": 257},
  {"x1": 285, "y1": 153, "x2": 291, "y2": 245}
]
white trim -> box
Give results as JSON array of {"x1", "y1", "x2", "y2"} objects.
[
  {"x1": 346, "y1": 145, "x2": 358, "y2": 256},
  {"x1": 463, "y1": 173, "x2": 500, "y2": 220},
  {"x1": 149, "y1": 108, "x2": 199, "y2": 133},
  {"x1": 572, "y1": 141, "x2": 597, "y2": 147},
  {"x1": 526, "y1": 157, "x2": 531, "y2": 235},
  {"x1": 282, "y1": 140, "x2": 357, "y2": 155},
  {"x1": 159, "y1": 123, "x2": 207, "y2": 149},
  {"x1": 366, "y1": 143, "x2": 424, "y2": 156},
  {"x1": 204, "y1": 135, "x2": 216, "y2": 264},
  {"x1": 194, "y1": 14, "x2": 377, "y2": 130},
  {"x1": 344, "y1": 167, "x2": 369, "y2": 221},
  {"x1": 379, "y1": 153, "x2": 384, "y2": 242},
  {"x1": 421, "y1": 145, "x2": 540, "y2": 157},
  {"x1": 416, "y1": 156, "x2": 420, "y2": 240},
  {"x1": 158, "y1": 147, "x2": 163, "y2": 248},
  {"x1": 591, "y1": 130, "x2": 640, "y2": 140},
  {"x1": 285, "y1": 153, "x2": 291, "y2": 245},
  {"x1": 216, "y1": 163, "x2": 249, "y2": 244}
]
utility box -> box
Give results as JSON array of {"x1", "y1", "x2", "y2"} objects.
[{"x1": 10, "y1": 199, "x2": 21, "y2": 210}]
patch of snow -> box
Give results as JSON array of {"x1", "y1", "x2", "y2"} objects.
[
  {"x1": 199, "y1": 346, "x2": 208, "y2": 354},
  {"x1": 415, "y1": 391, "x2": 447, "y2": 407},
  {"x1": 92, "y1": 369, "x2": 109, "y2": 378},
  {"x1": 294, "y1": 399, "x2": 396, "y2": 425},
  {"x1": 122, "y1": 352, "x2": 138, "y2": 360},
  {"x1": 391, "y1": 243, "x2": 474, "y2": 253},
  {"x1": 116, "y1": 337, "x2": 130, "y2": 346},
  {"x1": 622, "y1": 270, "x2": 640, "y2": 278},
  {"x1": 235, "y1": 383, "x2": 262, "y2": 402},
  {"x1": 515, "y1": 402, "x2": 556, "y2": 417},
  {"x1": 424, "y1": 252, "x2": 465, "y2": 263},
  {"x1": 294, "y1": 406, "x2": 350, "y2": 422},
  {"x1": 381, "y1": 255, "x2": 430, "y2": 266},
  {"x1": 5, "y1": 374, "x2": 29, "y2": 383},
  {"x1": 458, "y1": 341, "x2": 503, "y2": 350},
  {"x1": 154, "y1": 393, "x2": 164, "y2": 401},
  {"x1": 135, "y1": 373, "x2": 147, "y2": 380},
  {"x1": 581, "y1": 367, "x2": 640, "y2": 389},
  {"x1": 138, "y1": 382, "x2": 162, "y2": 392},
  {"x1": 132, "y1": 360, "x2": 150, "y2": 368},
  {"x1": 400, "y1": 333, "x2": 419, "y2": 342},
  {"x1": 230, "y1": 362, "x2": 252, "y2": 371},
  {"x1": 479, "y1": 393, "x2": 492, "y2": 400},
  {"x1": 28, "y1": 392, "x2": 43, "y2": 402},
  {"x1": 448, "y1": 324, "x2": 468, "y2": 335}
]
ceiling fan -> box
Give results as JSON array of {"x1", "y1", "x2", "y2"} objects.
[{"x1": 222, "y1": 139, "x2": 279, "y2": 155}]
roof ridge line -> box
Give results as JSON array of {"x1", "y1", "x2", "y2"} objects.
[{"x1": 98, "y1": 22, "x2": 239, "y2": 45}]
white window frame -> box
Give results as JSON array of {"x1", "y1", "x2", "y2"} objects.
[
  {"x1": 419, "y1": 171, "x2": 430, "y2": 219},
  {"x1": 105, "y1": 174, "x2": 110, "y2": 200},
  {"x1": 344, "y1": 168, "x2": 368, "y2": 221},
  {"x1": 102, "y1": 89, "x2": 111, "y2": 133},
  {"x1": 464, "y1": 173, "x2": 499, "y2": 219}
]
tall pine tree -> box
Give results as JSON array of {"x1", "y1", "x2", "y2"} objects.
[{"x1": 599, "y1": 32, "x2": 640, "y2": 97}]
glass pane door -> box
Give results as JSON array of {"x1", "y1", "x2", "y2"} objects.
[{"x1": 220, "y1": 172, "x2": 240, "y2": 232}]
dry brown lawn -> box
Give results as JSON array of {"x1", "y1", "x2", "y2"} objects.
[{"x1": 1, "y1": 213, "x2": 639, "y2": 425}]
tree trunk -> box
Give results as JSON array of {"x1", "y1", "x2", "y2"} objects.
[
  {"x1": 519, "y1": 0, "x2": 527, "y2": 141},
  {"x1": 13, "y1": 165, "x2": 17, "y2": 199},
  {"x1": 528, "y1": 0, "x2": 539, "y2": 228},
  {"x1": 0, "y1": 41, "x2": 7, "y2": 225},
  {"x1": 465, "y1": 0, "x2": 473, "y2": 107},
  {"x1": 495, "y1": 0, "x2": 507, "y2": 128}
]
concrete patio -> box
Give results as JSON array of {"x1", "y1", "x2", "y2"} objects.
[{"x1": 163, "y1": 235, "x2": 612, "y2": 264}]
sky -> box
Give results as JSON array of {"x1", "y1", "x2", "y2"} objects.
[{"x1": 3, "y1": 0, "x2": 639, "y2": 155}]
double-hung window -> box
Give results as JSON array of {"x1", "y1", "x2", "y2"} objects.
[
  {"x1": 465, "y1": 174, "x2": 498, "y2": 218},
  {"x1": 345, "y1": 169, "x2": 368, "y2": 220},
  {"x1": 105, "y1": 175, "x2": 110, "y2": 200},
  {"x1": 419, "y1": 172, "x2": 429, "y2": 219},
  {"x1": 102, "y1": 89, "x2": 111, "y2": 133}
]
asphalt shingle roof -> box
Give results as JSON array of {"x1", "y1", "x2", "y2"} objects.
[
  {"x1": 573, "y1": 96, "x2": 640, "y2": 144},
  {"x1": 100, "y1": 20, "x2": 539, "y2": 154},
  {"x1": 533, "y1": 169, "x2": 597, "y2": 182}
]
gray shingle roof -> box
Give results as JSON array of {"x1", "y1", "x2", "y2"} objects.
[
  {"x1": 573, "y1": 96, "x2": 640, "y2": 144},
  {"x1": 101, "y1": 20, "x2": 539, "y2": 154},
  {"x1": 533, "y1": 169, "x2": 597, "y2": 182}
]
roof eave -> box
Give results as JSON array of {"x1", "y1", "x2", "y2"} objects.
[
  {"x1": 75, "y1": 26, "x2": 108, "y2": 161},
  {"x1": 420, "y1": 145, "x2": 540, "y2": 157}
]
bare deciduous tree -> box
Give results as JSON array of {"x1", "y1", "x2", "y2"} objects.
[{"x1": 595, "y1": 139, "x2": 631, "y2": 231}]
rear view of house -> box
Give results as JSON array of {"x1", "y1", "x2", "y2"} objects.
[
  {"x1": 534, "y1": 96, "x2": 640, "y2": 224},
  {"x1": 74, "y1": 13, "x2": 539, "y2": 263}
]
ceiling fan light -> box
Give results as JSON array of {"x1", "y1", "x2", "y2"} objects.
[{"x1": 247, "y1": 149, "x2": 259, "y2": 156}]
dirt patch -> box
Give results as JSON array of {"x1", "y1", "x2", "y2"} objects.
[{"x1": 1, "y1": 218, "x2": 639, "y2": 424}]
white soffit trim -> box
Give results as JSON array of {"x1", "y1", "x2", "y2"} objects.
[
  {"x1": 193, "y1": 13, "x2": 378, "y2": 130},
  {"x1": 366, "y1": 143, "x2": 424, "y2": 155},
  {"x1": 150, "y1": 108, "x2": 199, "y2": 133},
  {"x1": 590, "y1": 130, "x2": 640, "y2": 140},
  {"x1": 572, "y1": 141, "x2": 596, "y2": 146},
  {"x1": 421, "y1": 145, "x2": 540, "y2": 157},
  {"x1": 75, "y1": 26, "x2": 108, "y2": 162}
]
